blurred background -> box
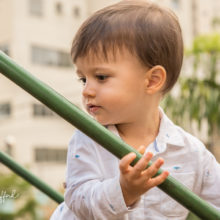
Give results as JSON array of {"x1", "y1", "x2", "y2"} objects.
[{"x1": 0, "y1": 0, "x2": 219, "y2": 219}]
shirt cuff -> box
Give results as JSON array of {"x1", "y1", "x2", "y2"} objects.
[
  {"x1": 103, "y1": 175, "x2": 140, "y2": 215},
  {"x1": 128, "y1": 197, "x2": 141, "y2": 211}
]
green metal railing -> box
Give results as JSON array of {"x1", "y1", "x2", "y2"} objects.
[{"x1": 0, "y1": 51, "x2": 220, "y2": 219}]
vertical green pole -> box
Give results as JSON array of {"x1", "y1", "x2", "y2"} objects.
[{"x1": 0, "y1": 52, "x2": 220, "y2": 219}]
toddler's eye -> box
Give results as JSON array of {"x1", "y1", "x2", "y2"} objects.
[
  {"x1": 96, "y1": 75, "x2": 108, "y2": 81},
  {"x1": 78, "y1": 77, "x2": 86, "y2": 85}
]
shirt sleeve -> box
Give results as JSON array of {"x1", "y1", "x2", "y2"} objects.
[
  {"x1": 200, "y1": 148, "x2": 220, "y2": 211},
  {"x1": 64, "y1": 130, "x2": 135, "y2": 220}
]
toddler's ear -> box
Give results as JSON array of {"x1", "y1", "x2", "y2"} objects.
[{"x1": 144, "y1": 65, "x2": 166, "y2": 94}]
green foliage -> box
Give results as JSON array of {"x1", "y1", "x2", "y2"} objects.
[
  {"x1": 191, "y1": 33, "x2": 220, "y2": 53},
  {"x1": 163, "y1": 33, "x2": 220, "y2": 136},
  {"x1": 0, "y1": 171, "x2": 40, "y2": 220}
]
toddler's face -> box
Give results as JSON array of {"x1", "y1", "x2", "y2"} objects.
[{"x1": 75, "y1": 50, "x2": 149, "y2": 125}]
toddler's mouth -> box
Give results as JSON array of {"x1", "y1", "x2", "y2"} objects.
[{"x1": 87, "y1": 104, "x2": 101, "y2": 113}]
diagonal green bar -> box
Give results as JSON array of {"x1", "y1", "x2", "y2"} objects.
[
  {"x1": 0, "y1": 51, "x2": 219, "y2": 219},
  {"x1": 0, "y1": 150, "x2": 64, "y2": 203}
]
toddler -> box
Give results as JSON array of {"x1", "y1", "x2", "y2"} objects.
[{"x1": 51, "y1": 1, "x2": 220, "y2": 219}]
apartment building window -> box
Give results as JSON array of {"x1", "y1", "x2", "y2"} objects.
[
  {"x1": 31, "y1": 46, "x2": 72, "y2": 67},
  {"x1": 33, "y1": 103, "x2": 54, "y2": 117},
  {"x1": 73, "y1": 6, "x2": 80, "y2": 18},
  {"x1": 0, "y1": 102, "x2": 11, "y2": 118},
  {"x1": 29, "y1": 0, "x2": 43, "y2": 16},
  {"x1": 55, "y1": 2, "x2": 62, "y2": 15},
  {"x1": 0, "y1": 45, "x2": 9, "y2": 56},
  {"x1": 35, "y1": 148, "x2": 67, "y2": 163}
]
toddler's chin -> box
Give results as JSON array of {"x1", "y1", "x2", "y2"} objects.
[
  {"x1": 96, "y1": 120, "x2": 109, "y2": 126},
  {"x1": 94, "y1": 118, "x2": 111, "y2": 126}
]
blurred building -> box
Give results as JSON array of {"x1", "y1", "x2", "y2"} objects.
[
  {"x1": 151, "y1": 0, "x2": 220, "y2": 47},
  {"x1": 0, "y1": 0, "x2": 220, "y2": 197},
  {"x1": 0, "y1": 0, "x2": 87, "y2": 191}
]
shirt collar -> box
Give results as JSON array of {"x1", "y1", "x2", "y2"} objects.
[
  {"x1": 157, "y1": 107, "x2": 185, "y2": 148},
  {"x1": 108, "y1": 107, "x2": 185, "y2": 153}
]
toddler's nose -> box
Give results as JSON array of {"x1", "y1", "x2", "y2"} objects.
[{"x1": 82, "y1": 82, "x2": 96, "y2": 98}]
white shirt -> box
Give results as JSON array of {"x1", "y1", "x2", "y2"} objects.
[{"x1": 54, "y1": 108, "x2": 220, "y2": 220}]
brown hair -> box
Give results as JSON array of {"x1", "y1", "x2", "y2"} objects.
[{"x1": 71, "y1": 0, "x2": 183, "y2": 93}]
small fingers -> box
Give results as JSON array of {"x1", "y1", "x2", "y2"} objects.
[
  {"x1": 132, "y1": 152, "x2": 153, "y2": 176},
  {"x1": 119, "y1": 153, "x2": 136, "y2": 174},
  {"x1": 142, "y1": 157, "x2": 164, "y2": 178},
  {"x1": 147, "y1": 170, "x2": 169, "y2": 188}
]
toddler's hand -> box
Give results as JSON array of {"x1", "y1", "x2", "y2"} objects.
[{"x1": 119, "y1": 146, "x2": 169, "y2": 206}]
